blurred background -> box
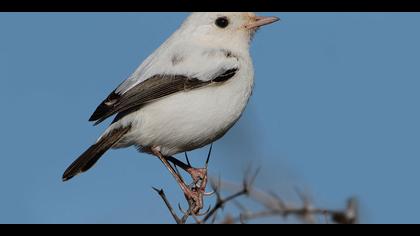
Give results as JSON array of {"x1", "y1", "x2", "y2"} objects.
[{"x1": 0, "y1": 12, "x2": 419, "y2": 223}]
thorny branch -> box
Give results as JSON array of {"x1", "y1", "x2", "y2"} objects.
[{"x1": 152, "y1": 147, "x2": 358, "y2": 224}]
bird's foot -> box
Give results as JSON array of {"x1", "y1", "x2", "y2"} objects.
[
  {"x1": 184, "y1": 167, "x2": 209, "y2": 214},
  {"x1": 152, "y1": 146, "x2": 213, "y2": 215},
  {"x1": 187, "y1": 167, "x2": 207, "y2": 190}
]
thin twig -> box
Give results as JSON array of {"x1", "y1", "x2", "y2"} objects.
[
  {"x1": 184, "y1": 152, "x2": 192, "y2": 167},
  {"x1": 152, "y1": 157, "x2": 357, "y2": 224},
  {"x1": 230, "y1": 208, "x2": 339, "y2": 224},
  {"x1": 165, "y1": 155, "x2": 191, "y2": 171},
  {"x1": 152, "y1": 187, "x2": 182, "y2": 224},
  {"x1": 204, "y1": 178, "x2": 358, "y2": 224},
  {"x1": 203, "y1": 188, "x2": 248, "y2": 223}
]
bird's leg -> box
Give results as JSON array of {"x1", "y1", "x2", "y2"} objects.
[
  {"x1": 187, "y1": 167, "x2": 208, "y2": 217},
  {"x1": 151, "y1": 147, "x2": 203, "y2": 214},
  {"x1": 164, "y1": 155, "x2": 207, "y2": 189},
  {"x1": 189, "y1": 144, "x2": 213, "y2": 195},
  {"x1": 184, "y1": 152, "x2": 209, "y2": 191},
  {"x1": 186, "y1": 166, "x2": 208, "y2": 196},
  {"x1": 164, "y1": 145, "x2": 214, "y2": 215}
]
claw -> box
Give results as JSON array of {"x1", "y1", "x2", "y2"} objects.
[
  {"x1": 178, "y1": 203, "x2": 189, "y2": 215},
  {"x1": 204, "y1": 190, "x2": 216, "y2": 196},
  {"x1": 196, "y1": 205, "x2": 212, "y2": 216}
]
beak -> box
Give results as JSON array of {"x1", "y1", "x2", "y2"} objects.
[{"x1": 244, "y1": 15, "x2": 280, "y2": 30}]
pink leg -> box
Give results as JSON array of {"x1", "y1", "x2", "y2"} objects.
[{"x1": 151, "y1": 147, "x2": 204, "y2": 214}]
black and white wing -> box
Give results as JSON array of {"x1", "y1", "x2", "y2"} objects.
[{"x1": 89, "y1": 47, "x2": 240, "y2": 125}]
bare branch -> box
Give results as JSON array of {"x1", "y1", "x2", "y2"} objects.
[
  {"x1": 151, "y1": 154, "x2": 357, "y2": 224},
  {"x1": 152, "y1": 187, "x2": 182, "y2": 224},
  {"x1": 202, "y1": 187, "x2": 248, "y2": 223}
]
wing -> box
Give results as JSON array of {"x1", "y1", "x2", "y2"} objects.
[
  {"x1": 89, "y1": 47, "x2": 240, "y2": 125},
  {"x1": 114, "y1": 42, "x2": 239, "y2": 95}
]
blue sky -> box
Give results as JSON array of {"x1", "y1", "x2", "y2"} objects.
[{"x1": 0, "y1": 13, "x2": 419, "y2": 223}]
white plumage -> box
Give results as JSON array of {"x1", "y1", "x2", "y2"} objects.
[
  {"x1": 111, "y1": 51, "x2": 254, "y2": 156},
  {"x1": 103, "y1": 13, "x2": 261, "y2": 156},
  {"x1": 63, "y1": 12, "x2": 279, "y2": 181}
]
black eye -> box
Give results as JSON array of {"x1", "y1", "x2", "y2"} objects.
[{"x1": 215, "y1": 17, "x2": 229, "y2": 28}]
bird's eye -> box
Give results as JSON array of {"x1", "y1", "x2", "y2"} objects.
[{"x1": 215, "y1": 17, "x2": 229, "y2": 28}]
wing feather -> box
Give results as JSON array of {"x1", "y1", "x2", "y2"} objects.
[{"x1": 89, "y1": 48, "x2": 240, "y2": 125}]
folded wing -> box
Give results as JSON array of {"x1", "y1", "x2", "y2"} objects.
[{"x1": 89, "y1": 46, "x2": 240, "y2": 125}]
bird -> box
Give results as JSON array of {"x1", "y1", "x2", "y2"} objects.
[{"x1": 63, "y1": 12, "x2": 278, "y2": 210}]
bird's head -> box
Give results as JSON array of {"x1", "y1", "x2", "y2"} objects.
[{"x1": 177, "y1": 12, "x2": 279, "y2": 50}]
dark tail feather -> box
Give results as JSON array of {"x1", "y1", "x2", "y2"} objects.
[{"x1": 62, "y1": 125, "x2": 131, "y2": 181}]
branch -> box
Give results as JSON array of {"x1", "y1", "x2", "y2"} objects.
[
  {"x1": 152, "y1": 187, "x2": 182, "y2": 224},
  {"x1": 151, "y1": 150, "x2": 358, "y2": 224}
]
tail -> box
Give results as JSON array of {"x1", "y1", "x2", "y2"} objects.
[{"x1": 62, "y1": 125, "x2": 131, "y2": 181}]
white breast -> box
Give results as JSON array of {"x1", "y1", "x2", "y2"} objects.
[{"x1": 108, "y1": 57, "x2": 254, "y2": 157}]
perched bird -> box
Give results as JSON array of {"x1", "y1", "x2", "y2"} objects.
[{"x1": 63, "y1": 13, "x2": 278, "y2": 198}]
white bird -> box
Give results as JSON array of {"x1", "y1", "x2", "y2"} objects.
[{"x1": 63, "y1": 12, "x2": 278, "y2": 210}]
